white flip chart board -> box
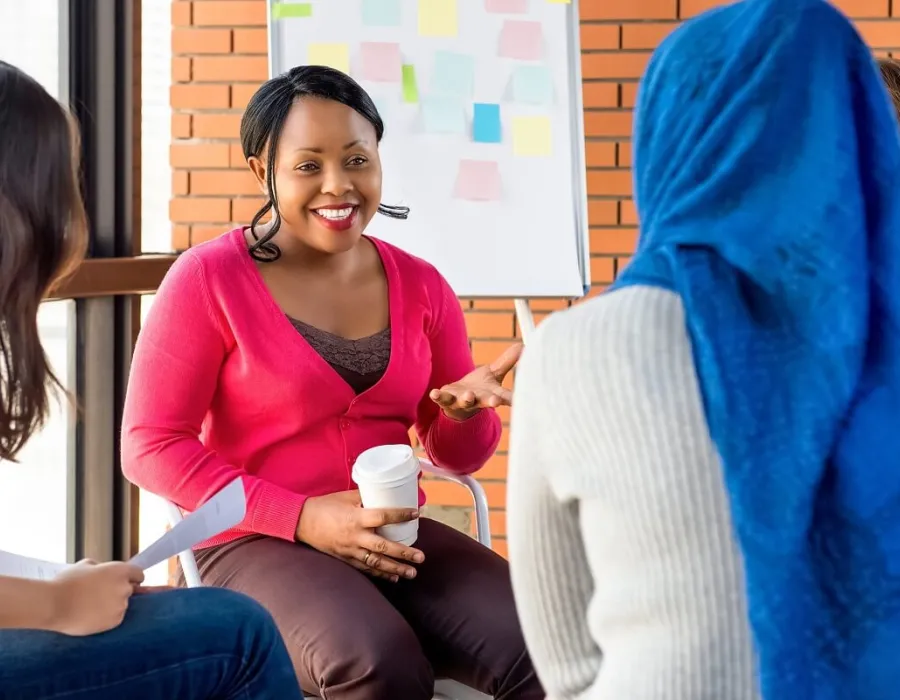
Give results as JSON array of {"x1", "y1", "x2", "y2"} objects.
[{"x1": 267, "y1": 0, "x2": 589, "y2": 298}]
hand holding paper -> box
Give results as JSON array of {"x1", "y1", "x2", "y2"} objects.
[{"x1": 129, "y1": 479, "x2": 247, "y2": 571}]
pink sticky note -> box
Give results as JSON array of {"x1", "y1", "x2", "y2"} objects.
[
  {"x1": 498, "y1": 20, "x2": 542, "y2": 61},
  {"x1": 453, "y1": 160, "x2": 502, "y2": 202},
  {"x1": 485, "y1": 0, "x2": 527, "y2": 12},
  {"x1": 360, "y1": 42, "x2": 402, "y2": 82}
]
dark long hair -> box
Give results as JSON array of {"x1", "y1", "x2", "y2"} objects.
[
  {"x1": 878, "y1": 57, "x2": 900, "y2": 122},
  {"x1": 240, "y1": 65, "x2": 409, "y2": 262},
  {"x1": 0, "y1": 61, "x2": 87, "y2": 461}
]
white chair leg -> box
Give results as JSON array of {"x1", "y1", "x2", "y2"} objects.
[{"x1": 164, "y1": 500, "x2": 203, "y2": 588}]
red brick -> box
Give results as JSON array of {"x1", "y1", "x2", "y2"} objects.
[
  {"x1": 584, "y1": 111, "x2": 632, "y2": 138},
  {"x1": 621, "y1": 82, "x2": 639, "y2": 108},
  {"x1": 834, "y1": 0, "x2": 888, "y2": 17},
  {"x1": 171, "y1": 1, "x2": 192, "y2": 27},
  {"x1": 231, "y1": 82, "x2": 261, "y2": 109},
  {"x1": 233, "y1": 28, "x2": 268, "y2": 54},
  {"x1": 172, "y1": 56, "x2": 192, "y2": 83},
  {"x1": 170, "y1": 143, "x2": 231, "y2": 169},
  {"x1": 590, "y1": 227, "x2": 638, "y2": 255},
  {"x1": 172, "y1": 27, "x2": 231, "y2": 54},
  {"x1": 192, "y1": 56, "x2": 268, "y2": 82},
  {"x1": 591, "y1": 256, "x2": 616, "y2": 284},
  {"x1": 230, "y1": 142, "x2": 248, "y2": 168},
  {"x1": 170, "y1": 197, "x2": 231, "y2": 224},
  {"x1": 588, "y1": 199, "x2": 618, "y2": 226},
  {"x1": 579, "y1": 24, "x2": 620, "y2": 50},
  {"x1": 172, "y1": 224, "x2": 191, "y2": 251},
  {"x1": 621, "y1": 22, "x2": 676, "y2": 49},
  {"x1": 171, "y1": 113, "x2": 192, "y2": 138},
  {"x1": 856, "y1": 20, "x2": 900, "y2": 47},
  {"x1": 583, "y1": 0, "x2": 676, "y2": 20},
  {"x1": 193, "y1": 113, "x2": 242, "y2": 139},
  {"x1": 487, "y1": 509, "x2": 507, "y2": 536},
  {"x1": 464, "y1": 312, "x2": 515, "y2": 339},
  {"x1": 170, "y1": 83, "x2": 230, "y2": 109},
  {"x1": 582, "y1": 52, "x2": 650, "y2": 80},
  {"x1": 422, "y1": 478, "x2": 507, "y2": 510},
  {"x1": 585, "y1": 141, "x2": 617, "y2": 168},
  {"x1": 621, "y1": 199, "x2": 638, "y2": 225},
  {"x1": 192, "y1": 1, "x2": 267, "y2": 26},
  {"x1": 478, "y1": 454, "x2": 508, "y2": 481},
  {"x1": 232, "y1": 197, "x2": 267, "y2": 223},
  {"x1": 679, "y1": 0, "x2": 731, "y2": 17},
  {"x1": 582, "y1": 82, "x2": 619, "y2": 108},
  {"x1": 618, "y1": 141, "x2": 632, "y2": 167},
  {"x1": 191, "y1": 225, "x2": 229, "y2": 245},
  {"x1": 190, "y1": 169, "x2": 259, "y2": 196},
  {"x1": 172, "y1": 170, "x2": 189, "y2": 196}
]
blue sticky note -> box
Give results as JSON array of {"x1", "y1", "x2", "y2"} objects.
[
  {"x1": 512, "y1": 65, "x2": 553, "y2": 105},
  {"x1": 422, "y1": 95, "x2": 466, "y2": 134},
  {"x1": 472, "y1": 103, "x2": 502, "y2": 143},
  {"x1": 362, "y1": 0, "x2": 402, "y2": 26},
  {"x1": 430, "y1": 51, "x2": 475, "y2": 97}
]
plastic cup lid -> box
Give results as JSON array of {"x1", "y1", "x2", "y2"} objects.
[{"x1": 351, "y1": 444, "x2": 420, "y2": 485}]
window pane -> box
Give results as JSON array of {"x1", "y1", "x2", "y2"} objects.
[
  {"x1": 137, "y1": 294, "x2": 172, "y2": 584},
  {"x1": 0, "y1": 0, "x2": 62, "y2": 98},
  {"x1": 141, "y1": 0, "x2": 174, "y2": 254},
  {"x1": 0, "y1": 301, "x2": 74, "y2": 562}
]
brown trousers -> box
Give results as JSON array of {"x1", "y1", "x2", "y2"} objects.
[{"x1": 193, "y1": 518, "x2": 544, "y2": 700}]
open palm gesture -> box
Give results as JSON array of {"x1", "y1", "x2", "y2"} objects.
[{"x1": 430, "y1": 343, "x2": 523, "y2": 421}]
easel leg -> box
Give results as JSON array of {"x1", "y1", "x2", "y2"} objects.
[{"x1": 513, "y1": 299, "x2": 536, "y2": 344}]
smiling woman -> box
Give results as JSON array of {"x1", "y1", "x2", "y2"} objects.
[
  {"x1": 121, "y1": 66, "x2": 538, "y2": 700},
  {"x1": 240, "y1": 66, "x2": 409, "y2": 262}
]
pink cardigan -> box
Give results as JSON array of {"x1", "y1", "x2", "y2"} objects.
[{"x1": 122, "y1": 228, "x2": 501, "y2": 548}]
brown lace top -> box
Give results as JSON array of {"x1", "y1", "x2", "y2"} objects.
[{"x1": 288, "y1": 316, "x2": 391, "y2": 394}]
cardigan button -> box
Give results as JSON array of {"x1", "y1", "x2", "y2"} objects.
[{"x1": 340, "y1": 420, "x2": 350, "y2": 429}]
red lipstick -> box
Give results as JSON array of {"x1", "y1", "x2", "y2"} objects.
[{"x1": 311, "y1": 205, "x2": 359, "y2": 232}]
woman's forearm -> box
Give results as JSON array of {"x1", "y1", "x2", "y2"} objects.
[{"x1": 0, "y1": 576, "x2": 58, "y2": 631}]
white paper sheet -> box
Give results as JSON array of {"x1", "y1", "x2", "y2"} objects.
[
  {"x1": 0, "y1": 551, "x2": 68, "y2": 580},
  {"x1": 0, "y1": 480, "x2": 246, "y2": 581},
  {"x1": 129, "y1": 479, "x2": 246, "y2": 571}
]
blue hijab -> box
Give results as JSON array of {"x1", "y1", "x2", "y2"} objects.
[{"x1": 613, "y1": 0, "x2": 900, "y2": 697}]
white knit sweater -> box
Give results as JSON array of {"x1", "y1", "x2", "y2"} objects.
[{"x1": 507, "y1": 286, "x2": 760, "y2": 700}]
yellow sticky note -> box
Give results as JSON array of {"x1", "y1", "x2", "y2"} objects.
[
  {"x1": 418, "y1": 0, "x2": 458, "y2": 37},
  {"x1": 547, "y1": 0, "x2": 571, "y2": 3},
  {"x1": 307, "y1": 43, "x2": 350, "y2": 74},
  {"x1": 513, "y1": 116, "x2": 552, "y2": 157}
]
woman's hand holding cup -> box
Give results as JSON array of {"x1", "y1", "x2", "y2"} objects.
[{"x1": 295, "y1": 490, "x2": 424, "y2": 583}]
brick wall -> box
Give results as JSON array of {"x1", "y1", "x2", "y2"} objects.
[{"x1": 169, "y1": 0, "x2": 897, "y2": 557}]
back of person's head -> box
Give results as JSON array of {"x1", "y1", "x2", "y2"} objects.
[
  {"x1": 878, "y1": 57, "x2": 900, "y2": 121},
  {"x1": 629, "y1": 0, "x2": 900, "y2": 291},
  {"x1": 0, "y1": 61, "x2": 87, "y2": 461}
]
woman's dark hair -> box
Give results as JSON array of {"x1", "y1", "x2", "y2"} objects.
[
  {"x1": 0, "y1": 61, "x2": 87, "y2": 461},
  {"x1": 878, "y1": 57, "x2": 900, "y2": 122},
  {"x1": 240, "y1": 65, "x2": 409, "y2": 262}
]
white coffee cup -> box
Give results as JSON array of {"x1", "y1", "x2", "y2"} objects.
[{"x1": 351, "y1": 444, "x2": 421, "y2": 546}]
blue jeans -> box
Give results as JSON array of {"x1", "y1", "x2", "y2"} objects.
[{"x1": 0, "y1": 587, "x2": 303, "y2": 699}]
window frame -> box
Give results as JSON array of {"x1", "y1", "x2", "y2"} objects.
[{"x1": 58, "y1": 0, "x2": 173, "y2": 563}]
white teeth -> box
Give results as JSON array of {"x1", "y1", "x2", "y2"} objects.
[{"x1": 314, "y1": 207, "x2": 354, "y2": 220}]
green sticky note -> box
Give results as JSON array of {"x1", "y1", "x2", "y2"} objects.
[
  {"x1": 308, "y1": 43, "x2": 350, "y2": 74},
  {"x1": 512, "y1": 116, "x2": 552, "y2": 156},
  {"x1": 272, "y1": 2, "x2": 312, "y2": 19},
  {"x1": 402, "y1": 64, "x2": 419, "y2": 103},
  {"x1": 418, "y1": 0, "x2": 458, "y2": 37}
]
